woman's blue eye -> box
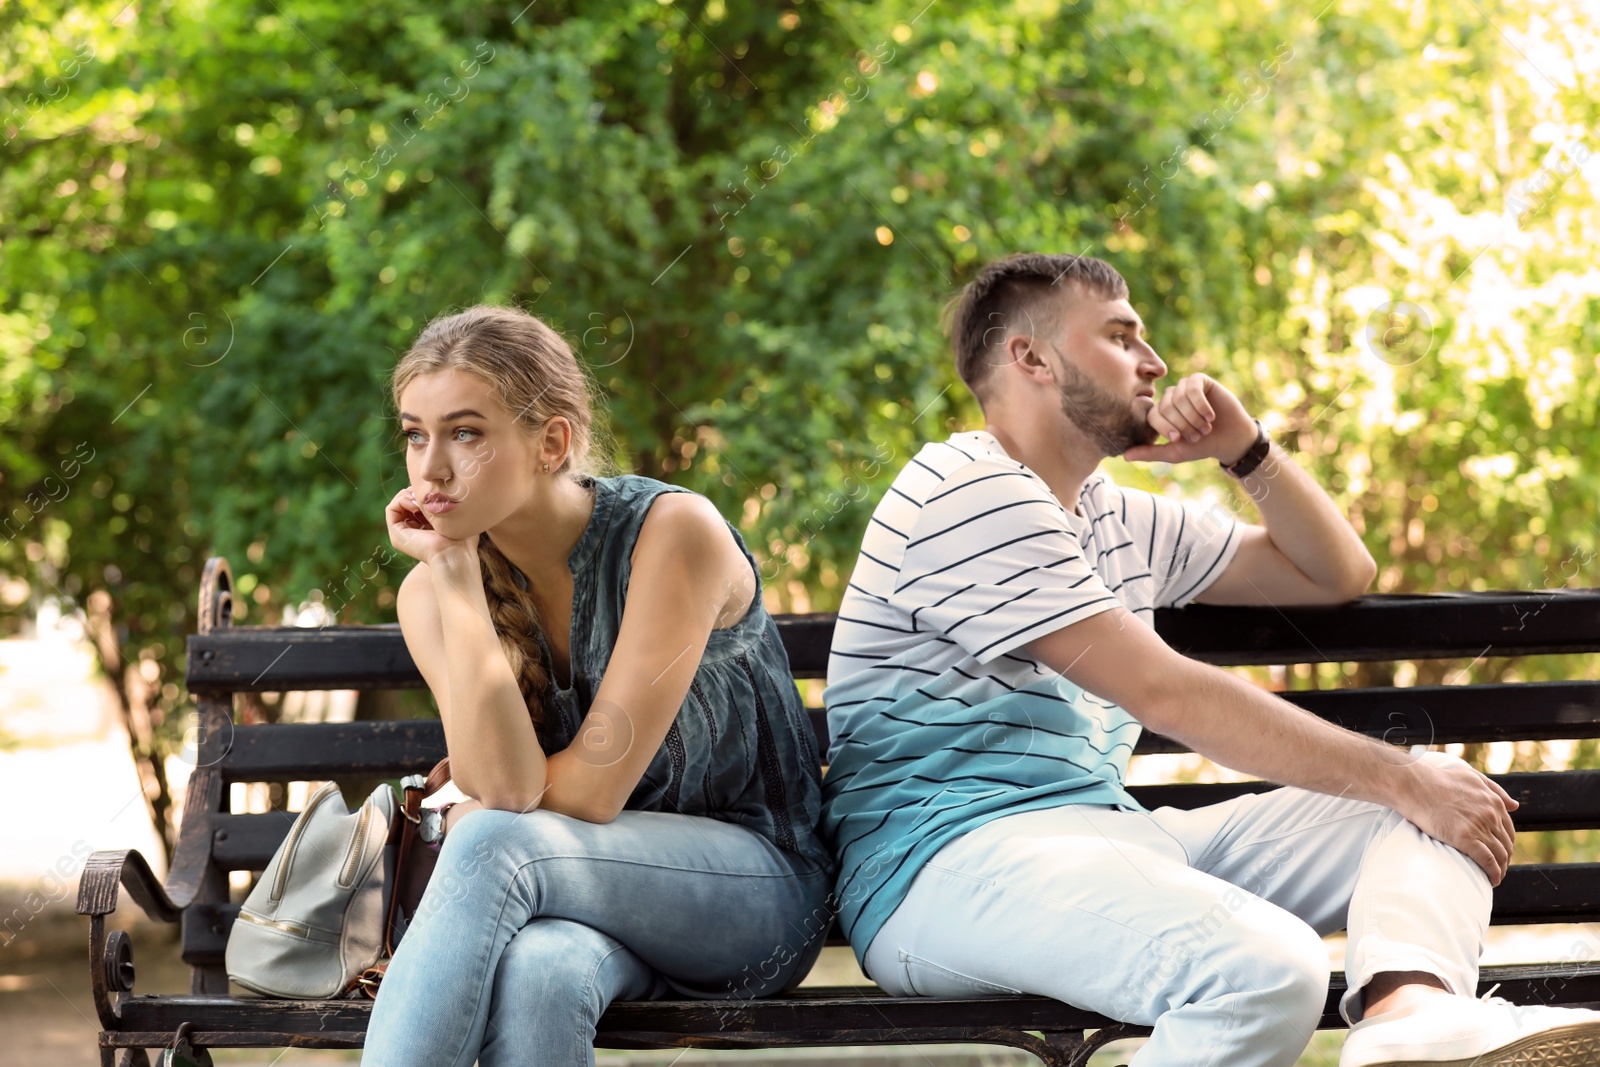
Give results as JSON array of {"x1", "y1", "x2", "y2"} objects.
[{"x1": 403, "y1": 428, "x2": 479, "y2": 444}]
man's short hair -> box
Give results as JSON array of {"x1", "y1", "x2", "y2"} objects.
[{"x1": 944, "y1": 252, "x2": 1129, "y2": 403}]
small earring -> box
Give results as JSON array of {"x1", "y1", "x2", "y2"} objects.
[{"x1": 542, "y1": 463, "x2": 550, "y2": 472}]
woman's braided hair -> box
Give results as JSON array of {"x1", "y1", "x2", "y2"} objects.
[{"x1": 392, "y1": 304, "x2": 614, "y2": 760}]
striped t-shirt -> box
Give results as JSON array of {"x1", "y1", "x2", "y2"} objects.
[{"x1": 820, "y1": 429, "x2": 1245, "y2": 965}]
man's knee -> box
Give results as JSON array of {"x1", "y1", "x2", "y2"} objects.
[
  {"x1": 1246, "y1": 915, "x2": 1330, "y2": 1026},
  {"x1": 1123, "y1": 903, "x2": 1329, "y2": 1028}
]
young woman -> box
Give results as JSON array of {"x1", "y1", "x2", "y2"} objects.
[{"x1": 362, "y1": 305, "x2": 834, "y2": 1067}]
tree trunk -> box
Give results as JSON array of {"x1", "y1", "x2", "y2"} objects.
[{"x1": 86, "y1": 588, "x2": 175, "y2": 868}]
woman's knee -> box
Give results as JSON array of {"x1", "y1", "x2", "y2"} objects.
[
  {"x1": 403, "y1": 808, "x2": 524, "y2": 930},
  {"x1": 430, "y1": 806, "x2": 553, "y2": 890},
  {"x1": 437, "y1": 805, "x2": 518, "y2": 866},
  {"x1": 439, "y1": 806, "x2": 599, "y2": 873},
  {"x1": 493, "y1": 919, "x2": 631, "y2": 1021}
]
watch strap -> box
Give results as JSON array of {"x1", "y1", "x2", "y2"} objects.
[{"x1": 1221, "y1": 419, "x2": 1271, "y2": 479}]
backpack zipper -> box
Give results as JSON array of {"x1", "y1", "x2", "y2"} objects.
[
  {"x1": 237, "y1": 909, "x2": 340, "y2": 944},
  {"x1": 270, "y1": 782, "x2": 340, "y2": 902},
  {"x1": 338, "y1": 793, "x2": 377, "y2": 888}
]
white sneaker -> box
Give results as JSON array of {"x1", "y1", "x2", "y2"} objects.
[{"x1": 1339, "y1": 986, "x2": 1600, "y2": 1066}]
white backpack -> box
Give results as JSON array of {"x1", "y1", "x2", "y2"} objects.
[{"x1": 225, "y1": 781, "x2": 397, "y2": 998}]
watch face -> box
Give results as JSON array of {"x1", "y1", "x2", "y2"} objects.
[{"x1": 419, "y1": 809, "x2": 444, "y2": 843}]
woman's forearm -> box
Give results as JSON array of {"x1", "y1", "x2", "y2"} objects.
[{"x1": 428, "y1": 547, "x2": 548, "y2": 810}]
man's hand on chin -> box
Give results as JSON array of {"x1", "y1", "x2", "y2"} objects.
[{"x1": 1122, "y1": 372, "x2": 1258, "y2": 466}]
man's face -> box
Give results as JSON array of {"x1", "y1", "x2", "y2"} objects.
[{"x1": 1042, "y1": 290, "x2": 1168, "y2": 457}]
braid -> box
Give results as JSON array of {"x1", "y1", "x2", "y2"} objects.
[
  {"x1": 479, "y1": 534, "x2": 561, "y2": 742},
  {"x1": 429, "y1": 537, "x2": 558, "y2": 787}
]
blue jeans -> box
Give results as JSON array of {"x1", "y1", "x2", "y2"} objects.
[{"x1": 361, "y1": 806, "x2": 834, "y2": 1067}]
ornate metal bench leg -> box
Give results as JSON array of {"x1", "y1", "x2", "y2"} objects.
[
  {"x1": 1036, "y1": 1030, "x2": 1090, "y2": 1067},
  {"x1": 1058, "y1": 1023, "x2": 1152, "y2": 1067}
]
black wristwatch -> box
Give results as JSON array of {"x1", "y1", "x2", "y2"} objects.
[{"x1": 1220, "y1": 419, "x2": 1271, "y2": 479}]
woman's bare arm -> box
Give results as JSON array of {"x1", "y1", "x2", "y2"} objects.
[
  {"x1": 400, "y1": 493, "x2": 754, "y2": 823},
  {"x1": 398, "y1": 549, "x2": 547, "y2": 809}
]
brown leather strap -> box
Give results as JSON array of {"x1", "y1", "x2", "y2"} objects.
[
  {"x1": 425, "y1": 755, "x2": 452, "y2": 796},
  {"x1": 344, "y1": 962, "x2": 387, "y2": 999},
  {"x1": 382, "y1": 757, "x2": 452, "y2": 958}
]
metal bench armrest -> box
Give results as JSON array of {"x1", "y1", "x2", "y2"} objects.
[
  {"x1": 76, "y1": 847, "x2": 185, "y2": 923},
  {"x1": 77, "y1": 764, "x2": 224, "y2": 922}
]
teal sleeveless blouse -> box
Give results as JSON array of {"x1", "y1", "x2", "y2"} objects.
[{"x1": 517, "y1": 473, "x2": 831, "y2": 871}]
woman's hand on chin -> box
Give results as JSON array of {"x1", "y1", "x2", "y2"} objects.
[{"x1": 386, "y1": 486, "x2": 481, "y2": 565}]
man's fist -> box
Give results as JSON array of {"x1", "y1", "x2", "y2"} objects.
[{"x1": 1123, "y1": 372, "x2": 1257, "y2": 466}]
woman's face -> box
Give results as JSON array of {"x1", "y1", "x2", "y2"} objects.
[{"x1": 398, "y1": 368, "x2": 548, "y2": 536}]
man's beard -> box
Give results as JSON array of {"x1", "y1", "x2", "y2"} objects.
[{"x1": 1057, "y1": 361, "x2": 1158, "y2": 456}]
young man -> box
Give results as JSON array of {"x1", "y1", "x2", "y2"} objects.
[{"x1": 820, "y1": 252, "x2": 1600, "y2": 1067}]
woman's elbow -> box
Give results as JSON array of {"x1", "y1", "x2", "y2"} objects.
[
  {"x1": 578, "y1": 802, "x2": 622, "y2": 825},
  {"x1": 477, "y1": 788, "x2": 622, "y2": 824},
  {"x1": 554, "y1": 794, "x2": 623, "y2": 824},
  {"x1": 477, "y1": 792, "x2": 543, "y2": 815}
]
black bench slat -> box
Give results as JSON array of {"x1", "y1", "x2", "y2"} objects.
[
  {"x1": 210, "y1": 812, "x2": 298, "y2": 869},
  {"x1": 185, "y1": 591, "x2": 1600, "y2": 692},
  {"x1": 207, "y1": 771, "x2": 1600, "y2": 872},
  {"x1": 107, "y1": 988, "x2": 1137, "y2": 1043},
  {"x1": 775, "y1": 614, "x2": 836, "y2": 678},
  {"x1": 188, "y1": 625, "x2": 425, "y2": 693},
  {"x1": 1130, "y1": 770, "x2": 1600, "y2": 833},
  {"x1": 214, "y1": 682, "x2": 1600, "y2": 782},
  {"x1": 106, "y1": 963, "x2": 1600, "y2": 1049},
  {"x1": 1155, "y1": 589, "x2": 1600, "y2": 665},
  {"x1": 217, "y1": 714, "x2": 827, "y2": 782},
  {"x1": 220, "y1": 720, "x2": 446, "y2": 783},
  {"x1": 1493, "y1": 863, "x2": 1600, "y2": 922}
]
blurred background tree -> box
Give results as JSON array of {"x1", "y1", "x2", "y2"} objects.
[{"x1": 1, "y1": 0, "x2": 1595, "y2": 859}]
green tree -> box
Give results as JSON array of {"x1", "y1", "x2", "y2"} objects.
[{"x1": 2, "y1": 0, "x2": 1594, "y2": 858}]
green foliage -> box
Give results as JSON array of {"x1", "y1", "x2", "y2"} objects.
[{"x1": 1, "y1": 0, "x2": 1596, "y2": 822}]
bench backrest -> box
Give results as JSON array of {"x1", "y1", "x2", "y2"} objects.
[{"x1": 177, "y1": 557, "x2": 1600, "y2": 972}]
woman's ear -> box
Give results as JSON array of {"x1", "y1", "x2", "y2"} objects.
[{"x1": 540, "y1": 416, "x2": 573, "y2": 469}]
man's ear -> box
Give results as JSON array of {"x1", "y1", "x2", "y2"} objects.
[{"x1": 1008, "y1": 334, "x2": 1056, "y2": 386}]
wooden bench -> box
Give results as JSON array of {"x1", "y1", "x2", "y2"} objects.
[{"x1": 79, "y1": 556, "x2": 1600, "y2": 1066}]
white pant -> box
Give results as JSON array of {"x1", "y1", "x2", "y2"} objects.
[{"x1": 863, "y1": 757, "x2": 1492, "y2": 1067}]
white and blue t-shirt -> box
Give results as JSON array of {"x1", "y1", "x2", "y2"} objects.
[{"x1": 820, "y1": 429, "x2": 1245, "y2": 965}]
